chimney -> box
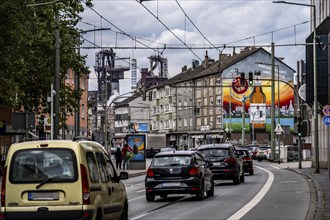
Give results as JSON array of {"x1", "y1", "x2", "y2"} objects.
[
  {"x1": 205, "y1": 50, "x2": 209, "y2": 67},
  {"x1": 233, "y1": 47, "x2": 237, "y2": 55},
  {"x1": 182, "y1": 65, "x2": 187, "y2": 72}
]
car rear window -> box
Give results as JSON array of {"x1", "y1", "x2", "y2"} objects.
[
  {"x1": 152, "y1": 156, "x2": 191, "y2": 167},
  {"x1": 9, "y1": 148, "x2": 77, "y2": 183},
  {"x1": 198, "y1": 148, "x2": 229, "y2": 158}
]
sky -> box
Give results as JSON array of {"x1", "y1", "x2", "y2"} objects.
[{"x1": 78, "y1": 0, "x2": 311, "y2": 96}]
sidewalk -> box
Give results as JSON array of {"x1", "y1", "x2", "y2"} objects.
[{"x1": 273, "y1": 161, "x2": 329, "y2": 220}]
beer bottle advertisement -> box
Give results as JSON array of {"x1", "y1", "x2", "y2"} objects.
[{"x1": 249, "y1": 72, "x2": 266, "y2": 131}]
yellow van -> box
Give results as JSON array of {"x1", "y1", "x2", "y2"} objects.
[{"x1": 0, "y1": 139, "x2": 129, "y2": 220}]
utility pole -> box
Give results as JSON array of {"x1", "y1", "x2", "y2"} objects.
[
  {"x1": 271, "y1": 42, "x2": 276, "y2": 161},
  {"x1": 54, "y1": 9, "x2": 60, "y2": 140}
]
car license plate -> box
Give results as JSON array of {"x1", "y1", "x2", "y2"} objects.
[
  {"x1": 28, "y1": 191, "x2": 59, "y2": 201},
  {"x1": 213, "y1": 162, "x2": 221, "y2": 166},
  {"x1": 259, "y1": 152, "x2": 264, "y2": 155},
  {"x1": 162, "y1": 182, "x2": 180, "y2": 187}
]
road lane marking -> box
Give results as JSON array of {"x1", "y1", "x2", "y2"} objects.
[
  {"x1": 128, "y1": 195, "x2": 145, "y2": 202},
  {"x1": 136, "y1": 189, "x2": 145, "y2": 193},
  {"x1": 227, "y1": 166, "x2": 274, "y2": 220},
  {"x1": 271, "y1": 166, "x2": 280, "y2": 169}
]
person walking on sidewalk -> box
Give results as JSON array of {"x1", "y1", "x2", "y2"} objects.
[
  {"x1": 122, "y1": 144, "x2": 132, "y2": 170},
  {"x1": 115, "y1": 147, "x2": 123, "y2": 170}
]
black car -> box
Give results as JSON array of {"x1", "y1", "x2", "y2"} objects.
[
  {"x1": 145, "y1": 150, "x2": 214, "y2": 202},
  {"x1": 235, "y1": 147, "x2": 254, "y2": 175},
  {"x1": 197, "y1": 144, "x2": 244, "y2": 184}
]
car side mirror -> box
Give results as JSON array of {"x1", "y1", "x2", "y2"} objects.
[{"x1": 119, "y1": 171, "x2": 129, "y2": 180}]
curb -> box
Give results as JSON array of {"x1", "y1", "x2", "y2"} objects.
[{"x1": 128, "y1": 171, "x2": 146, "y2": 178}]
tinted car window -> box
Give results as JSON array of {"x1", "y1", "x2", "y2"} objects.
[
  {"x1": 152, "y1": 156, "x2": 191, "y2": 167},
  {"x1": 10, "y1": 148, "x2": 77, "y2": 183},
  {"x1": 96, "y1": 152, "x2": 108, "y2": 183},
  {"x1": 198, "y1": 148, "x2": 229, "y2": 158}
]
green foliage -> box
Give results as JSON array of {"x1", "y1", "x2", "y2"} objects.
[{"x1": 0, "y1": 0, "x2": 89, "y2": 121}]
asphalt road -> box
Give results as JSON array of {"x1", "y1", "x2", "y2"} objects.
[{"x1": 123, "y1": 161, "x2": 311, "y2": 220}]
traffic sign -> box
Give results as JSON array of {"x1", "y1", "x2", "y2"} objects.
[
  {"x1": 323, "y1": 116, "x2": 330, "y2": 126},
  {"x1": 322, "y1": 105, "x2": 330, "y2": 116},
  {"x1": 274, "y1": 123, "x2": 283, "y2": 135}
]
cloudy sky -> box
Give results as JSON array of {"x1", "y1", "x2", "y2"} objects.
[{"x1": 78, "y1": 0, "x2": 311, "y2": 95}]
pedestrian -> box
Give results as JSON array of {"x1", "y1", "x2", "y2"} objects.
[
  {"x1": 122, "y1": 144, "x2": 132, "y2": 170},
  {"x1": 115, "y1": 147, "x2": 123, "y2": 170}
]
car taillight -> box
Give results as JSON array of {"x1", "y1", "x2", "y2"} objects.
[
  {"x1": 224, "y1": 157, "x2": 235, "y2": 163},
  {"x1": 243, "y1": 156, "x2": 251, "y2": 161},
  {"x1": 80, "y1": 164, "x2": 90, "y2": 205},
  {"x1": 189, "y1": 167, "x2": 198, "y2": 176},
  {"x1": 147, "y1": 168, "x2": 154, "y2": 177},
  {"x1": 1, "y1": 167, "x2": 6, "y2": 207}
]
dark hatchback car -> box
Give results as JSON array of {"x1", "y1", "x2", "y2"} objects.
[
  {"x1": 235, "y1": 147, "x2": 254, "y2": 175},
  {"x1": 197, "y1": 144, "x2": 244, "y2": 184},
  {"x1": 145, "y1": 151, "x2": 214, "y2": 202}
]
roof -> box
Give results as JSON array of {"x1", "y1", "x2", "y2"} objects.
[
  {"x1": 197, "y1": 143, "x2": 232, "y2": 150},
  {"x1": 154, "y1": 150, "x2": 196, "y2": 157}
]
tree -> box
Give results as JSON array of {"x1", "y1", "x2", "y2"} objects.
[{"x1": 0, "y1": 0, "x2": 92, "y2": 128}]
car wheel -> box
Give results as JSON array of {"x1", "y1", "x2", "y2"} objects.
[
  {"x1": 233, "y1": 170, "x2": 240, "y2": 185},
  {"x1": 257, "y1": 158, "x2": 262, "y2": 162},
  {"x1": 120, "y1": 202, "x2": 128, "y2": 220},
  {"x1": 146, "y1": 193, "x2": 155, "y2": 202},
  {"x1": 240, "y1": 171, "x2": 245, "y2": 183},
  {"x1": 206, "y1": 179, "x2": 214, "y2": 197},
  {"x1": 249, "y1": 170, "x2": 254, "y2": 175},
  {"x1": 196, "y1": 182, "x2": 205, "y2": 200}
]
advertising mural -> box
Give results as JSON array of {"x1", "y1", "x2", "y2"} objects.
[
  {"x1": 126, "y1": 134, "x2": 146, "y2": 161},
  {"x1": 222, "y1": 50, "x2": 295, "y2": 132}
]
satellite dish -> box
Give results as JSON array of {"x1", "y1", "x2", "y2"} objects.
[{"x1": 298, "y1": 84, "x2": 306, "y2": 101}]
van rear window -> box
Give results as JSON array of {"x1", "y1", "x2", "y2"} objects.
[{"x1": 9, "y1": 148, "x2": 78, "y2": 183}]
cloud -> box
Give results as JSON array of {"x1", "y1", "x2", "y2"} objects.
[{"x1": 80, "y1": 1, "x2": 311, "y2": 92}]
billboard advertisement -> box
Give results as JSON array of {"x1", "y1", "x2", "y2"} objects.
[
  {"x1": 130, "y1": 123, "x2": 149, "y2": 133},
  {"x1": 221, "y1": 50, "x2": 295, "y2": 132},
  {"x1": 126, "y1": 134, "x2": 146, "y2": 161}
]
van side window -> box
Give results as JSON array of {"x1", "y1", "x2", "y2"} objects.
[
  {"x1": 86, "y1": 152, "x2": 99, "y2": 183},
  {"x1": 105, "y1": 155, "x2": 116, "y2": 179},
  {"x1": 95, "y1": 152, "x2": 108, "y2": 183}
]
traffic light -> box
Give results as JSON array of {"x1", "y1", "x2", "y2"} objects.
[
  {"x1": 248, "y1": 71, "x2": 253, "y2": 86},
  {"x1": 240, "y1": 72, "x2": 246, "y2": 86},
  {"x1": 297, "y1": 123, "x2": 302, "y2": 137}
]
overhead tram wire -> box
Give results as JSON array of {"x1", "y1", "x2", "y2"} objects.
[
  {"x1": 83, "y1": 1, "x2": 162, "y2": 54},
  {"x1": 79, "y1": 21, "x2": 167, "y2": 48},
  {"x1": 175, "y1": 0, "x2": 221, "y2": 51},
  {"x1": 137, "y1": 0, "x2": 203, "y2": 62}
]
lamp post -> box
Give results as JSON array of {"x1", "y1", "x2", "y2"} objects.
[{"x1": 273, "y1": 0, "x2": 319, "y2": 173}]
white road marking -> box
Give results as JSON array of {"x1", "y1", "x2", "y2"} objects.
[
  {"x1": 271, "y1": 166, "x2": 280, "y2": 170},
  {"x1": 136, "y1": 189, "x2": 145, "y2": 193},
  {"x1": 128, "y1": 195, "x2": 145, "y2": 202},
  {"x1": 227, "y1": 166, "x2": 274, "y2": 220}
]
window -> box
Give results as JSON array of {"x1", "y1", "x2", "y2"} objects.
[
  {"x1": 153, "y1": 106, "x2": 157, "y2": 115},
  {"x1": 216, "y1": 96, "x2": 221, "y2": 105},
  {"x1": 190, "y1": 118, "x2": 193, "y2": 126},
  {"x1": 204, "y1": 98, "x2": 208, "y2": 106},
  {"x1": 216, "y1": 115, "x2": 222, "y2": 124},
  {"x1": 184, "y1": 101, "x2": 188, "y2": 109},
  {"x1": 95, "y1": 152, "x2": 108, "y2": 183},
  {"x1": 81, "y1": 78, "x2": 86, "y2": 90},
  {"x1": 204, "y1": 116, "x2": 208, "y2": 125},
  {"x1": 209, "y1": 97, "x2": 214, "y2": 106},
  {"x1": 178, "y1": 101, "x2": 182, "y2": 111},
  {"x1": 165, "y1": 87, "x2": 170, "y2": 96},
  {"x1": 81, "y1": 104, "x2": 85, "y2": 118},
  {"x1": 184, "y1": 118, "x2": 188, "y2": 127},
  {"x1": 178, "y1": 118, "x2": 182, "y2": 127},
  {"x1": 184, "y1": 83, "x2": 187, "y2": 92},
  {"x1": 86, "y1": 152, "x2": 99, "y2": 183}
]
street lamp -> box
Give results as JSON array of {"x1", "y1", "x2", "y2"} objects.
[{"x1": 273, "y1": 0, "x2": 319, "y2": 173}]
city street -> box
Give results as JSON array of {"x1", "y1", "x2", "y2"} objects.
[{"x1": 123, "y1": 161, "x2": 312, "y2": 220}]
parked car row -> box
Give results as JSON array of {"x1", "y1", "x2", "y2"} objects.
[{"x1": 145, "y1": 143, "x2": 255, "y2": 202}]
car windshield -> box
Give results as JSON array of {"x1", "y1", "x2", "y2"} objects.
[
  {"x1": 152, "y1": 156, "x2": 191, "y2": 167},
  {"x1": 10, "y1": 148, "x2": 77, "y2": 183},
  {"x1": 198, "y1": 148, "x2": 229, "y2": 158}
]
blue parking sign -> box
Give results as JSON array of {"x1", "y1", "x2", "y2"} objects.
[{"x1": 323, "y1": 116, "x2": 330, "y2": 126}]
